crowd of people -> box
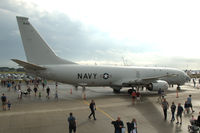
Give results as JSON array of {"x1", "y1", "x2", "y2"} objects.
[
  {"x1": 160, "y1": 93, "x2": 200, "y2": 128},
  {"x1": 0, "y1": 79, "x2": 55, "y2": 111},
  {"x1": 1, "y1": 78, "x2": 200, "y2": 132},
  {"x1": 111, "y1": 117, "x2": 137, "y2": 133}
]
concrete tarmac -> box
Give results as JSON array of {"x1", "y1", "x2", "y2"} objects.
[{"x1": 0, "y1": 81, "x2": 200, "y2": 133}]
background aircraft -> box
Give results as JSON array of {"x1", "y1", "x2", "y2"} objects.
[{"x1": 12, "y1": 16, "x2": 190, "y2": 93}]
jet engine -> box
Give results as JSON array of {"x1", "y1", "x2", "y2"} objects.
[{"x1": 146, "y1": 80, "x2": 168, "y2": 91}]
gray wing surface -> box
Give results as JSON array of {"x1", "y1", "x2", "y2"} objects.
[{"x1": 113, "y1": 74, "x2": 177, "y2": 86}]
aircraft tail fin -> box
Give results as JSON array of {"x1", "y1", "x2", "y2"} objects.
[{"x1": 16, "y1": 16, "x2": 76, "y2": 65}]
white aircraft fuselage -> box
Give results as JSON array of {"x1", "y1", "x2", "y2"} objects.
[{"x1": 38, "y1": 64, "x2": 188, "y2": 87}]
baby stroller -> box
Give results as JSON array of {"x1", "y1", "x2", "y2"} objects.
[{"x1": 188, "y1": 120, "x2": 200, "y2": 133}]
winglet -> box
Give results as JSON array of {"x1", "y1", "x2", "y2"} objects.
[{"x1": 11, "y1": 59, "x2": 46, "y2": 70}]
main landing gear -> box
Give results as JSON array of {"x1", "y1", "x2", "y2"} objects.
[
  {"x1": 177, "y1": 85, "x2": 181, "y2": 91},
  {"x1": 113, "y1": 89, "x2": 120, "y2": 93},
  {"x1": 128, "y1": 87, "x2": 136, "y2": 95}
]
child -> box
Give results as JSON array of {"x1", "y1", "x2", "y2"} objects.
[{"x1": 7, "y1": 100, "x2": 11, "y2": 110}]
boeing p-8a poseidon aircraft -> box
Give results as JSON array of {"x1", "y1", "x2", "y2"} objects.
[{"x1": 12, "y1": 16, "x2": 190, "y2": 93}]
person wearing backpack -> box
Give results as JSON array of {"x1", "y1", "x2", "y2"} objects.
[{"x1": 68, "y1": 112, "x2": 76, "y2": 133}]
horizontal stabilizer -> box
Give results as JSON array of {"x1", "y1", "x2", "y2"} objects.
[{"x1": 11, "y1": 59, "x2": 46, "y2": 70}]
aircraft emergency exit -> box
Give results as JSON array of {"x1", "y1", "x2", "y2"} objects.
[{"x1": 12, "y1": 16, "x2": 191, "y2": 93}]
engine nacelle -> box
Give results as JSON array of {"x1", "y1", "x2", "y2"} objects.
[{"x1": 146, "y1": 80, "x2": 168, "y2": 91}]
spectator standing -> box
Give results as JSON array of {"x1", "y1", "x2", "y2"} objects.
[
  {"x1": 55, "y1": 82, "x2": 58, "y2": 88},
  {"x1": 162, "y1": 98, "x2": 169, "y2": 121},
  {"x1": 7, "y1": 82, "x2": 11, "y2": 91},
  {"x1": 184, "y1": 101, "x2": 189, "y2": 114},
  {"x1": 161, "y1": 90, "x2": 165, "y2": 102},
  {"x1": 42, "y1": 81, "x2": 45, "y2": 90},
  {"x1": 157, "y1": 88, "x2": 162, "y2": 103},
  {"x1": 130, "y1": 118, "x2": 137, "y2": 133},
  {"x1": 111, "y1": 116, "x2": 124, "y2": 133},
  {"x1": 131, "y1": 90, "x2": 136, "y2": 99},
  {"x1": 176, "y1": 103, "x2": 184, "y2": 125},
  {"x1": 136, "y1": 91, "x2": 141, "y2": 102},
  {"x1": 33, "y1": 86, "x2": 38, "y2": 97},
  {"x1": 88, "y1": 99, "x2": 96, "y2": 120},
  {"x1": 170, "y1": 102, "x2": 176, "y2": 122},
  {"x1": 18, "y1": 83, "x2": 21, "y2": 90},
  {"x1": 68, "y1": 112, "x2": 76, "y2": 133},
  {"x1": 193, "y1": 79, "x2": 196, "y2": 87},
  {"x1": 197, "y1": 112, "x2": 200, "y2": 126},
  {"x1": 46, "y1": 86, "x2": 50, "y2": 99},
  {"x1": 1, "y1": 93, "x2": 7, "y2": 111},
  {"x1": 14, "y1": 84, "x2": 17, "y2": 91},
  {"x1": 187, "y1": 94, "x2": 194, "y2": 113},
  {"x1": 7, "y1": 100, "x2": 11, "y2": 110},
  {"x1": 18, "y1": 89, "x2": 22, "y2": 99},
  {"x1": 11, "y1": 81, "x2": 15, "y2": 88},
  {"x1": 27, "y1": 86, "x2": 32, "y2": 95}
]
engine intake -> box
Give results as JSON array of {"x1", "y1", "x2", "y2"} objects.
[{"x1": 146, "y1": 80, "x2": 168, "y2": 91}]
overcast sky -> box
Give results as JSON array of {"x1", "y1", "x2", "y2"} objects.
[{"x1": 0, "y1": 0, "x2": 200, "y2": 69}]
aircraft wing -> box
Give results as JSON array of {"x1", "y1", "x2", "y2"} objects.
[
  {"x1": 139, "y1": 74, "x2": 177, "y2": 82},
  {"x1": 11, "y1": 59, "x2": 46, "y2": 70},
  {"x1": 113, "y1": 74, "x2": 177, "y2": 86}
]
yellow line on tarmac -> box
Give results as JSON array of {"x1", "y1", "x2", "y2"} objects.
[{"x1": 83, "y1": 100, "x2": 114, "y2": 121}]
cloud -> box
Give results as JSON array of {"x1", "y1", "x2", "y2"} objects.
[{"x1": 0, "y1": 0, "x2": 200, "y2": 70}]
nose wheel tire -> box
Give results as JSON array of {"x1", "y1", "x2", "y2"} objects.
[{"x1": 113, "y1": 89, "x2": 120, "y2": 93}]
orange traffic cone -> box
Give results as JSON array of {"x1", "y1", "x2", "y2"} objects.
[
  {"x1": 83, "y1": 93, "x2": 86, "y2": 100},
  {"x1": 176, "y1": 90, "x2": 179, "y2": 98}
]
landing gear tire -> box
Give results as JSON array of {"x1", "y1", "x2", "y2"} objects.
[
  {"x1": 177, "y1": 85, "x2": 181, "y2": 91},
  {"x1": 128, "y1": 89, "x2": 136, "y2": 95},
  {"x1": 128, "y1": 89, "x2": 133, "y2": 94},
  {"x1": 74, "y1": 85, "x2": 78, "y2": 91},
  {"x1": 113, "y1": 89, "x2": 120, "y2": 93}
]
